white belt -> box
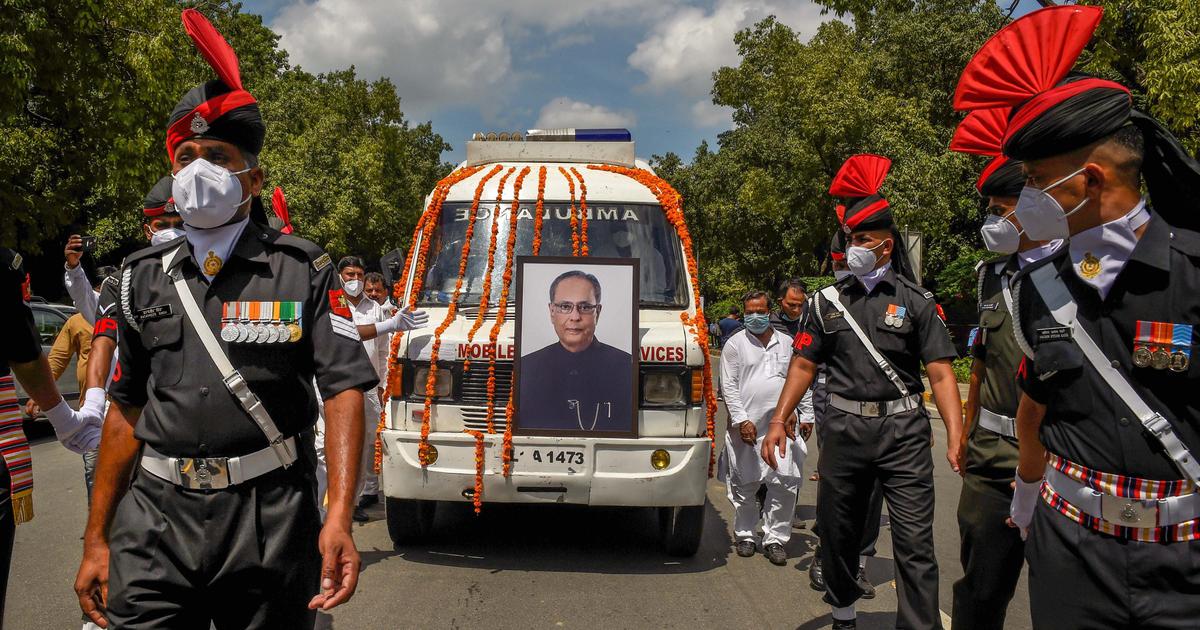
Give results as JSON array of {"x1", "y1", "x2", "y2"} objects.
[
  {"x1": 1045, "y1": 465, "x2": 1200, "y2": 529},
  {"x1": 828, "y1": 393, "x2": 921, "y2": 418},
  {"x1": 139, "y1": 437, "x2": 297, "y2": 490},
  {"x1": 978, "y1": 408, "x2": 1017, "y2": 439}
]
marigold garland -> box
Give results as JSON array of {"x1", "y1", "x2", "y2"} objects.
[
  {"x1": 569, "y1": 167, "x2": 590, "y2": 256},
  {"x1": 375, "y1": 164, "x2": 484, "y2": 474},
  {"x1": 502, "y1": 390, "x2": 516, "y2": 475},
  {"x1": 587, "y1": 164, "x2": 719, "y2": 476},
  {"x1": 532, "y1": 166, "x2": 547, "y2": 256},
  {"x1": 559, "y1": 166, "x2": 580, "y2": 256},
  {"x1": 465, "y1": 167, "x2": 516, "y2": 371},
  {"x1": 418, "y1": 164, "x2": 504, "y2": 466},
  {"x1": 485, "y1": 166, "x2": 530, "y2": 435},
  {"x1": 465, "y1": 429, "x2": 486, "y2": 514}
]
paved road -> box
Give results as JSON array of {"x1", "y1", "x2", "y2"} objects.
[{"x1": 8, "y1": 396, "x2": 1031, "y2": 629}]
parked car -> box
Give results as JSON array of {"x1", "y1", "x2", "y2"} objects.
[{"x1": 14, "y1": 303, "x2": 82, "y2": 420}]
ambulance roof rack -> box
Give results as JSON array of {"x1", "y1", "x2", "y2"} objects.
[{"x1": 465, "y1": 128, "x2": 636, "y2": 167}]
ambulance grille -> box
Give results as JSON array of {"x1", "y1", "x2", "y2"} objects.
[{"x1": 459, "y1": 361, "x2": 514, "y2": 431}]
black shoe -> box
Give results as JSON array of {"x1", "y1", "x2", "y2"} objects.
[
  {"x1": 352, "y1": 506, "x2": 369, "y2": 523},
  {"x1": 809, "y1": 553, "x2": 825, "y2": 591},
  {"x1": 856, "y1": 566, "x2": 875, "y2": 599},
  {"x1": 735, "y1": 540, "x2": 756, "y2": 557},
  {"x1": 357, "y1": 494, "x2": 379, "y2": 509},
  {"x1": 764, "y1": 543, "x2": 787, "y2": 566},
  {"x1": 831, "y1": 618, "x2": 857, "y2": 629}
]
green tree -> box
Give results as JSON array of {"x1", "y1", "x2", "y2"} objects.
[{"x1": 1, "y1": 0, "x2": 449, "y2": 262}]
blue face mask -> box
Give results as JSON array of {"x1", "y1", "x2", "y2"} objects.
[{"x1": 744, "y1": 313, "x2": 771, "y2": 334}]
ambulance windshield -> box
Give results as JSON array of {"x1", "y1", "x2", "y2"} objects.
[{"x1": 417, "y1": 202, "x2": 688, "y2": 308}]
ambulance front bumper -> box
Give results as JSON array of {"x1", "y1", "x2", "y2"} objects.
[{"x1": 379, "y1": 430, "x2": 710, "y2": 507}]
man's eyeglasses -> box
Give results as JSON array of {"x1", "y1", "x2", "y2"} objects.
[{"x1": 551, "y1": 301, "x2": 599, "y2": 315}]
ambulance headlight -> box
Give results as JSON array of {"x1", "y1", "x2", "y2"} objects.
[
  {"x1": 410, "y1": 364, "x2": 454, "y2": 399},
  {"x1": 641, "y1": 370, "x2": 686, "y2": 407}
]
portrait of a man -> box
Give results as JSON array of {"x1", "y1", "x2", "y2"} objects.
[{"x1": 516, "y1": 260, "x2": 637, "y2": 435}]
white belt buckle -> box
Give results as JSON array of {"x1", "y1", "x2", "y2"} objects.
[
  {"x1": 862, "y1": 401, "x2": 880, "y2": 416},
  {"x1": 1100, "y1": 493, "x2": 1157, "y2": 527},
  {"x1": 177, "y1": 457, "x2": 231, "y2": 490}
]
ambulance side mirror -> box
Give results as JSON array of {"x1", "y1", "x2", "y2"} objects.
[{"x1": 380, "y1": 248, "x2": 405, "y2": 288}]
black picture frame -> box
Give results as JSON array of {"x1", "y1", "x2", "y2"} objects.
[{"x1": 513, "y1": 256, "x2": 640, "y2": 438}]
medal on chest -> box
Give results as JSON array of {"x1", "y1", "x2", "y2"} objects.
[
  {"x1": 203, "y1": 250, "x2": 223, "y2": 276},
  {"x1": 1132, "y1": 320, "x2": 1192, "y2": 372},
  {"x1": 222, "y1": 300, "x2": 304, "y2": 344},
  {"x1": 1078, "y1": 252, "x2": 1101, "y2": 280},
  {"x1": 884, "y1": 304, "x2": 907, "y2": 328}
]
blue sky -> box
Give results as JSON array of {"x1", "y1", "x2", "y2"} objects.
[{"x1": 243, "y1": 0, "x2": 1044, "y2": 165}]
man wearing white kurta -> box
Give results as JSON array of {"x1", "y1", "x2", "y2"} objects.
[{"x1": 721, "y1": 290, "x2": 811, "y2": 565}]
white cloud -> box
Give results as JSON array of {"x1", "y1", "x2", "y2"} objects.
[
  {"x1": 534, "y1": 97, "x2": 636, "y2": 129},
  {"x1": 691, "y1": 100, "x2": 733, "y2": 128},
  {"x1": 628, "y1": 0, "x2": 828, "y2": 126},
  {"x1": 270, "y1": 0, "x2": 668, "y2": 120}
]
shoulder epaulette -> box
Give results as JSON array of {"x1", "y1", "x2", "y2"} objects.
[
  {"x1": 122, "y1": 239, "x2": 179, "y2": 266},
  {"x1": 897, "y1": 275, "x2": 934, "y2": 300},
  {"x1": 1168, "y1": 226, "x2": 1200, "y2": 257},
  {"x1": 263, "y1": 229, "x2": 331, "y2": 271}
]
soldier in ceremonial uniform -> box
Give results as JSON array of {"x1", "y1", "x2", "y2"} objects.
[
  {"x1": 955, "y1": 6, "x2": 1200, "y2": 627},
  {"x1": 947, "y1": 108, "x2": 1061, "y2": 629},
  {"x1": 73, "y1": 11, "x2": 384, "y2": 628},
  {"x1": 763, "y1": 155, "x2": 964, "y2": 630}
]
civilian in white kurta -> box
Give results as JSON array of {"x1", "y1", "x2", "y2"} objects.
[{"x1": 721, "y1": 317, "x2": 811, "y2": 558}]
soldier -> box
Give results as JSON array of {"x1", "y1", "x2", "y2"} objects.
[
  {"x1": 946, "y1": 108, "x2": 1060, "y2": 629},
  {"x1": 762, "y1": 154, "x2": 963, "y2": 630},
  {"x1": 955, "y1": 5, "x2": 1200, "y2": 627},
  {"x1": 72, "y1": 11, "x2": 396, "y2": 628},
  {"x1": 807, "y1": 232, "x2": 885, "y2": 600}
]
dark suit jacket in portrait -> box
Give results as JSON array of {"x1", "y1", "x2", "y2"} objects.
[{"x1": 518, "y1": 339, "x2": 633, "y2": 432}]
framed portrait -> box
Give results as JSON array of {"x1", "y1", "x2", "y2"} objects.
[{"x1": 513, "y1": 257, "x2": 640, "y2": 438}]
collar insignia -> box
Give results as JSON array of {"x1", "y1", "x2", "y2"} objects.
[
  {"x1": 1078, "y1": 252, "x2": 1101, "y2": 279},
  {"x1": 203, "y1": 250, "x2": 223, "y2": 276},
  {"x1": 190, "y1": 112, "x2": 210, "y2": 134}
]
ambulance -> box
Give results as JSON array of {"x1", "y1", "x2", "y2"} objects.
[{"x1": 379, "y1": 129, "x2": 711, "y2": 556}]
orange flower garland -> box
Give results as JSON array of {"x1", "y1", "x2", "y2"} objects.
[
  {"x1": 587, "y1": 164, "x2": 719, "y2": 476},
  {"x1": 570, "y1": 167, "x2": 589, "y2": 256},
  {"x1": 466, "y1": 167, "x2": 516, "y2": 358},
  {"x1": 502, "y1": 391, "x2": 516, "y2": 475},
  {"x1": 532, "y1": 166, "x2": 547, "y2": 256},
  {"x1": 375, "y1": 164, "x2": 484, "y2": 473},
  {"x1": 485, "y1": 166, "x2": 531, "y2": 435},
  {"x1": 419, "y1": 164, "x2": 504, "y2": 466},
  {"x1": 465, "y1": 429, "x2": 485, "y2": 514},
  {"x1": 559, "y1": 166, "x2": 580, "y2": 256}
]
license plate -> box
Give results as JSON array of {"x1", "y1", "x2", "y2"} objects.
[{"x1": 514, "y1": 447, "x2": 586, "y2": 473}]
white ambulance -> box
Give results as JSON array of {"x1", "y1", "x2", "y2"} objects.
[{"x1": 379, "y1": 129, "x2": 712, "y2": 555}]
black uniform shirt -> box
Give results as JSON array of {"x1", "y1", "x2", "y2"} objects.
[
  {"x1": 1015, "y1": 215, "x2": 1200, "y2": 479},
  {"x1": 794, "y1": 268, "x2": 957, "y2": 401},
  {"x1": 108, "y1": 223, "x2": 378, "y2": 458},
  {"x1": 1, "y1": 248, "x2": 41, "y2": 377},
  {"x1": 518, "y1": 339, "x2": 634, "y2": 433},
  {"x1": 973, "y1": 256, "x2": 1022, "y2": 418},
  {"x1": 93, "y1": 274, "x2": 121, "y2": 343}
]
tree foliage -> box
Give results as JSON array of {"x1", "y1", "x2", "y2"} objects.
[
  {"x1": 1, "y1": 0, "x2": 449, "y2": 261},
  {"x1": 660, "y1": 0, "x2": 1200, "y2": 316}
]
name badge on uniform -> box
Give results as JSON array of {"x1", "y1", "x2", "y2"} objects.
[
  {"x1": 221, "y1": 301, "x2": 303, "y2": 344},
  {"x1": 135, "y1": 304, "x2": 173, "y2": 322},
  {"x1": 979, "y1": 302, "x2": 999, "y2": 311},
  {"x1": 824, "y1": 310, "x2": 843, "y2": 321},
  {"x1": 1035, "y1": 326, "x2": 1072, "y2": 343},
  {"x1": 1133, "y1": 320, "x2": 1191, "y2": 372},
  {"x1": 883, "y1": 304, "x2": 907, "y2": 328}
]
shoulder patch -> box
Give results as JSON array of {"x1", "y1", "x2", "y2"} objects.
[
  {"x1": 922, "y1": 290, "x2": 934, "y2": 300},
  {"x1": 313, "y1": 252, "x2": 331, "y2": 272},
  {"x1": 10, "y1": 253, "x2": 22, "y2": 271}
]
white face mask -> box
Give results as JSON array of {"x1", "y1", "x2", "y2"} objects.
[
  {"x1": 171, "y1": 158, "x2": 252, "y2": 229},
  {"x1": 150, "y1": 226, "x2": 186, "y2": 246},
  {"x1": 1013, "y1": 166, "x2": 1088, "y2": 241},
  {"x1": 979, "y1": 212, "x2": 1022, "y2": 254},
  {"x1": 846, "y1": 240, "x2": 889, "y2": 277},
  {"x1": 343, "y1": 278, "x2": 364, "y2": 297},
  {"x1": 833, "y1": 269, "x2": 853, "y2": 281}
]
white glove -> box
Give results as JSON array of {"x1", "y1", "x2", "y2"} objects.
[
  {"x1": 377, "y1": 308, "x2": 429, "y2": 334},
  {"x1": 1009, "y1": 474, "x2": 1043, "y2": 541},
  {"x1": 78, "y1": 387, "x2": 107, "y2": 424},
  {"x1": 43, "y1": 399, "x2": 102, "y2": 455}
]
